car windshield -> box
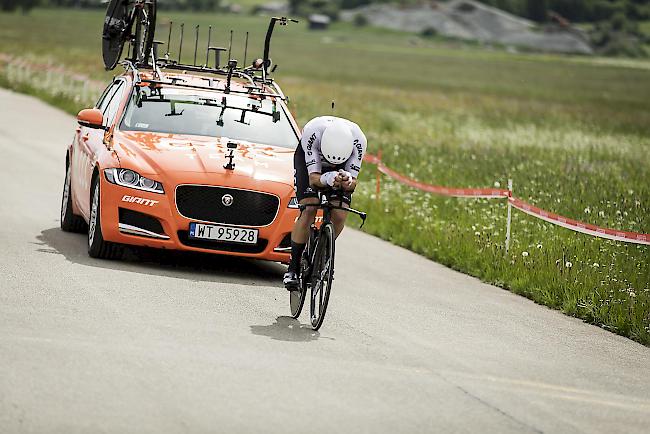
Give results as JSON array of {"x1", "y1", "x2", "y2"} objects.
[{"x1": 120, "y1": 86, "x2": 299, "y2": 149}]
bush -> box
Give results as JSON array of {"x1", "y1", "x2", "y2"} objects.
[
  {"x1": 611, "y1": 11, "x2": 627, "y2": 31},
  {"x1": 420, "y1": 26, "x2": 438, "y2": 37},
  {"x1": 353, "y1": 13, "x2": 368, "y2": 26},
  {"x1": 290, "y1": 0, "x2": 342, "y2": 20},
  {"x1": 600, "y1": 34, "x2": 646, "y2": 57}
]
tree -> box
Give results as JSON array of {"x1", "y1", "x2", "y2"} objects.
[
  {"x1": 527, "y1": 0, "x2": 548, "y2": 22},
  {"x1": 0, "y1": 0, "x2": 18, "y2": 11},
  {"x1": 20, "y1": 0, "x2": 40, "y2": 13}
]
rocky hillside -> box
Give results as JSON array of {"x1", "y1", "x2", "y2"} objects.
[{"x1": 341, "y1": 0, "x2": 593, "y2": 54}]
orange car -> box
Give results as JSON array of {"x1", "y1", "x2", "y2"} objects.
[{"x1": 60, "y1": 66, "x2": 300, "y2": 263}]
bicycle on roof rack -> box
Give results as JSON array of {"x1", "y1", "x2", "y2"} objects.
[
  {"x1": 102, "y1": 0, "x2": 297, "y2": 86},
  {"x1": 290, "y1": 191, "x2": 367, "y2": 330},
  {"x1": 103, "y1": 0, "x2": 157, "y2": 70}
]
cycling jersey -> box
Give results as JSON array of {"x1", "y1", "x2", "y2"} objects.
[{"x1": 300, "y1": 116, "x2": 367, "y2": 178}]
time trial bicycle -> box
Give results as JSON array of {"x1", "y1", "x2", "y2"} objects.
[{"x1": 289, "y1": 191, "x2": 367, "y2": 330}]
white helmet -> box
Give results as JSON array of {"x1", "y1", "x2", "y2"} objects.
[{"x1": 321, "y1": 120, "x2": 354, "y2": 165}]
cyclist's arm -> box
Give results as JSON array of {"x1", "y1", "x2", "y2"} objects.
[
  {"x1": 340, "y1": 130, "x2": 366, "y2": 192},
  {"x1": 309, "y1": 171, "x2": 345, "y2": 189},
  {"x1": 302, "y1": 121, "x2": 323, "y2": 175},
  {"x1": 344, "y1": 127, "x2": 367, "y2": 180},
  {"x1": 309, "y1": 172, "x2": 327, "y2": 189},
  {"x1": 343, "y1": 177, "x2": 357, "y2": 192}
]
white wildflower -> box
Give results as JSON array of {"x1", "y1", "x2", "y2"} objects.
[
  {"x1": 592, "y1": 262, "x2": 599, "y2": 268},
  {"x1": 584, "y1": 207, "x2": 590, "y2": 214},
  {"x1": 565, "y1": 261, "x2": 573, "y2": 268},
  {"x1": 522, "y1": 251, "x2": 529, "y2": 257},
  {"x1": 494, "y1": 181, "x2": 501, "y2": 188}
]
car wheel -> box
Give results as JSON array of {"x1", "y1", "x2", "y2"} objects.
[
  {"x1": 88, "y1": 175, "x2": 122, "y2": 259},
  {"x1": 60, "y1": 164, "x2": 86, "y2": 233}
]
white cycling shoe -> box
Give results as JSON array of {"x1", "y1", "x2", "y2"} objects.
[{"x1": 283, "y1": 271, "x2": 299, "y2": 291}]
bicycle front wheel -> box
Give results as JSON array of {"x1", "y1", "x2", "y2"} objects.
[
  {"x1": 309, "y1": 223, "x2": 335, "y2": 330},
  {"x1": 132, "y1": 0, "x2": 157, "y2": 65}
]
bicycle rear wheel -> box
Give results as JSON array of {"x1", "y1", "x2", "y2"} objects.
[
  {"x1": 309, "y1": 223, "x2": 335, "y2": 330},
  {"x1": 290, "y1": 227, "x2": 317, "y2": 318},
  {"x1": 289, "y1": 256, "x2": 308, "y2": 319}
]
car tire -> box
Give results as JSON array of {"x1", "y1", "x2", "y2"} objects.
[
  {"x1": 60, "y1": 164, "x2": 87, "y2": 233},
  {"x1": 88, "y1": 175, "x2": 122, "y2": 259}
]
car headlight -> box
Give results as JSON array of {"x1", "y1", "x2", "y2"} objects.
[
  {"x1": 288, "y1": 197, "x2": 299, "y2": 208},
  {"x1": 104, "y1": 168, "x2": 164, "y2": 194}
]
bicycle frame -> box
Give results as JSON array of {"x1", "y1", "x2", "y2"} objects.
[{"x1": 297, "y1": 191, "x2": 367, "y2": 279}]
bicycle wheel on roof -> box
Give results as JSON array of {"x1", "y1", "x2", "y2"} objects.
[{"x1": 102, "y1": 0, "x2": 157, "y2": 70}]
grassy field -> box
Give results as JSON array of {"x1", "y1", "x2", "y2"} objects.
[{"x1": 1, "y1": 9, "x2": 648, "y2": 344}]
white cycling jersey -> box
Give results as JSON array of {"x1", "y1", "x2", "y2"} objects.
[{"x1": 301, "y1": 116, "x2": 367, "y2": 178}]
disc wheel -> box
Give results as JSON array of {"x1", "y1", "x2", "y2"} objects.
[
  {"x1": 102, "y1": 0, "x2": 130, "y2": 70},
  {"x1": 309, "y1": 223, "x2": 335, "y2": 330},
  {"x1": 131, "y1": 0, "x2": 157, "y2": 65}
]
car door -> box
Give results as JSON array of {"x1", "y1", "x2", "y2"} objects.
[{"x1": 73, "y1": 80, "x2": 126, "y2": 219}]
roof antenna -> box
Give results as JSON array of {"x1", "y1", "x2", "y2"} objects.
[
  {"x1": 331, "y1": 100, "x2": 335, "y2": 113},
  {"x1": 206, "y1": 25, "x2": 212, "y2": 66},
  {"x1": 243, "y1": 31, "x2": 249, "y2": 67},
  {"x1": 165, "y1": 21, "x2": 173, "y2": 60},
  {"x1": 227, "y1": 30, "x2": 233, "y2": 62},
  {"x1": 178, "y1": 23, "x2": 184, "y2": 63},
  {"x1": 193, "y1": 25, "x2": 200, "y2": 66}
]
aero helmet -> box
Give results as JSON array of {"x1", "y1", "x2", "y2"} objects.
[{"x1": 321, "y1": 119, "x2": 354, "y2": 164}]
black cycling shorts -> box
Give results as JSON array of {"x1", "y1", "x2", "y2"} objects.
[{"x1": 294, "y1": 146, "x2": 352, "y2": 205}]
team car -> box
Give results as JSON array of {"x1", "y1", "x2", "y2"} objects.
[{"x1": 60, "y1": 13, "x2": 301, "y2": 262}]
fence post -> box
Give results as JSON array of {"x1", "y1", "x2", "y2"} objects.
[
  {"x1": 375, "y1": 148, "x2": 382, "y2": 201},
  {"x1": 505, "y1": 179, "x2": 513, "y2": 253}
]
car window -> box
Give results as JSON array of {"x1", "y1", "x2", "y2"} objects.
[
  {"x1": 102, "y1": 81, "x2": 126, "y2": 127},
  {"x1": 96, "y1": 82, "x2": 120, "y2": 112},
  {"x1": 120, "y1": 87, "x2": 299, "y2": 149}
]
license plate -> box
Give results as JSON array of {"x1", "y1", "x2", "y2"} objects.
[{"x1": 189, "y1": 223, "x2": 258, "y2": 244}]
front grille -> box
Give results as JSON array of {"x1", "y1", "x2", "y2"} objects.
[
  {"x1": 119, "y1": 208, "x2": 165, "y2": 235},
  {"x1": 177, "y1": 231, "x2": 268, "y2": 253},
  {"x1": 176, "y1": 185, "x2": 279, "y2": 227}
]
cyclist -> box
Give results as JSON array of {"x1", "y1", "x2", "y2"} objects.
[{"x1": 283, "y1": 116, "x2": 367, "y2": 290}]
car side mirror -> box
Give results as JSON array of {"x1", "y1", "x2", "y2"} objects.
[{"x1": 77, "y1": 108, "x2": 106, "y2": 130}]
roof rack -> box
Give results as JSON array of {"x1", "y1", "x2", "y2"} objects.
[{"x1": 121, "y1": 16, "x2": 297, "y2": 102}]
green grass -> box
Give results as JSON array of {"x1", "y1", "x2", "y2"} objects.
[
  {"x1": 640, "y1": 20, "x2": 650, "y2": 35},
  {"x1": 1, "y1": 8, "x2": 648, "y2": 344}
]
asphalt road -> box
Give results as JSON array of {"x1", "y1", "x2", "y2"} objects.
[{"x1": 1, "y1": 88, "x2": 649, "y2": 434}]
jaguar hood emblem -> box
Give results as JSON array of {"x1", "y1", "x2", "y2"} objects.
[{"x1": 222, "y1": 194, "x2": 234, "y2": 206}]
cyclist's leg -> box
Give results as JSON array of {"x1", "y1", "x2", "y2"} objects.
[
  {"x1": 330, "y1": 191, "x2": 352, "y2": 238},
  {"x1": 293, "y1": 198, "x2": 318, "y2": 242},
  {"x1": 289, "y1": 147, "x2": 319, "y2": 273}
]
